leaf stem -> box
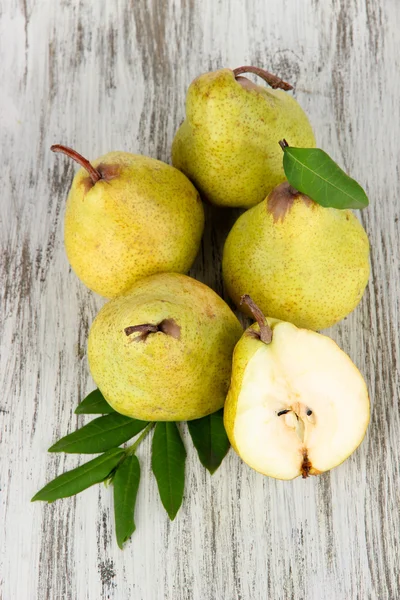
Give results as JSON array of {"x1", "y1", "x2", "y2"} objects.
[
  {"x1": 126, "y1": 422, "x2": 156, "y2": 456},
  {"x1": 279, "y1": 138, "x2": 289, "y2": 151}
]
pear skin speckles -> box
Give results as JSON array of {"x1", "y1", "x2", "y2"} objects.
[
  {"x1": 88, "y1": 273, "x2": 243, "y2": 421},
  {"x1": 222, "y1": 191, "x2": 370, "y2": 330},
  {"x1": 172, "y1": 68, "x2": 315, "y2": 208},
  {"x1": 63, "y1": 152, "x2": 205, "y2": 298}
]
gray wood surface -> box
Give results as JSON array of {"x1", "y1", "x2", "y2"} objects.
[{"x1": 1, "y1": 1, "x2": 399, "y2": 598}]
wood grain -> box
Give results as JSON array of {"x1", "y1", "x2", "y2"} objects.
[{"x1": 1, "y1": 0, "x2": 400, "y2": 598}]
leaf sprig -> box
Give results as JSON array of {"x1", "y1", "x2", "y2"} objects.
[
  {"x1": 32, "y1": 389, "x2": 231, "y2": 549},
  {"x1": 280, "y1": 140, "x2": 369, "y2": 210}
]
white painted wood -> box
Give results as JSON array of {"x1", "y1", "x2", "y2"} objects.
[{"x1": 1, "y1": 0, "x2": 399, "y2": 598}]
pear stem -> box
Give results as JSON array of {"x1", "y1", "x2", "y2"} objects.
[
  {"x1": 124, "y1": 324, "x2": 159, "y2": 337},
  {"x1": 51, "y1": 144, "x2": 102, "y2": 184},
  {"x1": 233, "y1": 66, "x2": 293, "y2": 91},
  {"x1": 124, "y1": 319, "x2": 181, "y2": 342},
  {"x1": 240, "y1": 295, "x2": 273, "y2": 344}
]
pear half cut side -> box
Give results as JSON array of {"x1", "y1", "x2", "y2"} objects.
[{"x1": 224, "y1": 315, "x2": 370, "y2": 480}]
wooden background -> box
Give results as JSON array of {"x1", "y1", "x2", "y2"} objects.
[{"x1": 1, "y1": 1, "x2": 399, "y2": 598}]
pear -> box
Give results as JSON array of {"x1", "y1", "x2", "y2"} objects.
[
  {"x1": 222, "y1": 182, "x2": 370, "y2": 330},
  {"x1": 172, "y1": 66, "x2": 315, "y2": 208},
  {"x1": 88, "y1": 273, "x2": 243, "y2": 421},
  {"x1": 52, "y1": 145, "x2": 204, "y2": 297},
  {"x1": 224, "y1": 296, "x2": 370, "y2": 479}
]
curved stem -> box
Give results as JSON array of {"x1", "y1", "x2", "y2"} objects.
[
  {"x1": 126, "y1": 422, "x2": 156, "y2": 456},
  {"x1": 124, "y1": 324, "x2": 159, "y2": 337},
  {"x1": 241, "y1": 295, "x2": 273, "y2": 344},
  {"x1": 233, "y1": 66, "x2": 293, "y2": 91},
  {"x1": 51, "y1": 144, "x2": 102, "y2": 184},
  {"x1": 125, "y1": 319, "x2": 181, "y2": 342}
]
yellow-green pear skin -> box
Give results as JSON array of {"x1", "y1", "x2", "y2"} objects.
[
  {"x1": 223, "y1": 315, "x2": 282, "y2": 457},
  {"x1": 172, "y1": 68, "x2": 315, "y2": 208},
  {"x1": 64, "y1": 151, "x2": 204, "y2": 297},
  {"x1": 88, "y1": 273, "x2": 243, "y2": 421},
  {"x1": 222, "y1": 183, "x2": 370, "y2": 330},
  {"x1": 224, "y1": 323, "x2": 274, "y2": 457}
]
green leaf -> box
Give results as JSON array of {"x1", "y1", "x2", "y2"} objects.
[
  {"x1": 49, "y1": 414, "x2": 149, "y2": 454},
  {"x1": 151, "y1": 422, "x2": 186, "y2": 520},
  {"x1": 75, "y1": 389, "x2": 115, "y2": 414},
  {"x1": 188, "y1": 409, "x2": 230, "y2": 474},
  {"x1": 31, "y1": 448, "x2": 125, "y2": 502},
  {"x1": 113, "y1": 455, "x2": 141, "y2": 549},
  {"x1": 282, "y1": 146, "x2": 369, "y2": 210}
]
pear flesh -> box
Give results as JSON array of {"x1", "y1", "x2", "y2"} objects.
[
  {"x1": 222, "y1": 182, "x2": 370, "y2": 330},
  {"x1": 172, "y1": 67, "x2": 315, "y2": 208},
  {"x1": 88, "y1": 273, "x2": 243, "y2": 421},
  {"x1": 224, "y1": 317, "x2": 370, "y2": 480},
  {"x1": 54, "y1": 146, "x2": 205, "y2": 298}
]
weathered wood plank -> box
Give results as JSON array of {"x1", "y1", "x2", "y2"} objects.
[{"x1": 1, "y1": 0, "x2": 400, "y2": 598}]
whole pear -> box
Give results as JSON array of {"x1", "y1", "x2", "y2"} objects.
[
  {"x1": 172, "y1": 66, "x2": 315, "y2": 208},
  {"x1": 224, "y1": 296, "x2": 370, "y2": 479},
  {"x1": 52, "y1": 145, "x2": 204, "y2": 297},
  {"x1": 222, "y1": 182, "x2": 370, "y2": 330},
  {"x1": 88, "y1": 273, "x2": 243, "y2": 421}
]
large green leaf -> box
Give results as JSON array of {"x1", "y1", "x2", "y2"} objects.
[
  {"x1": 113, "y1": 455, "x2": 141, "y2": 549},
  {"x1": 48, "y1": 414, "x2": 149, "y2": 454},
  {"x1": 31, "y1": 448, "x2": 125, "y2": 502},
  {"x1": 75, "y1": 389, "x2": 115, "y2": 414},
  {"x1": 282, "y1": 146, "x2": 369, "y2": 210},
  {"x1": 151, "y1": 422, "x2": 186, "y2": 520},
  {"x1": 188, "y1": 409, "x2": 230, "y2": 474}
]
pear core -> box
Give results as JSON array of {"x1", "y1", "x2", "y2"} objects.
[{"x1": 224, "y1": 320, "x2": 370, "y2": 480}]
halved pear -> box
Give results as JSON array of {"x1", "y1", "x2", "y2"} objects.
[{"x1": 224, "y1": 296, "x2": 370, "y2": 479}]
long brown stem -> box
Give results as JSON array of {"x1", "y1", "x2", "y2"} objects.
[
  {"x1": 233, "y1": 66, "x2": 293, "y2": 91},
  {"x1": 51, "y1": 144, "x2": 102, "y2": 184},
  {"x1": 240, "y1": 295, "x2": 273, "y2": 344}
]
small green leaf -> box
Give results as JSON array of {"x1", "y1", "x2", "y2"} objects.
[
  {"x1": 113, "y1": 455, "x2": 141, "y2": 549},
  {"x1": 282, "y1": 146, "x2": 369, "y2": 210},
  {"x1": 151, "y1": 422, "x2": 186, "y2": 520},
  {"x1": 188, "y1": 409, "x2": 230, "y2": 474},
  {"x1": 31, "y1": 448, "x2": 125, "y2": 502},
  {"x1": 75, "y1": 389, "x2": 115, "y2": 414},
  {"x1": 49, "y1": 414, "x2": 149, "y2": 454}
]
